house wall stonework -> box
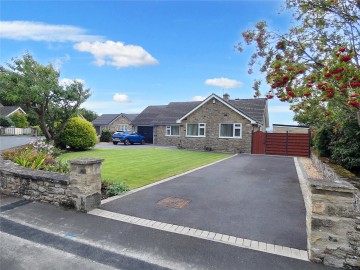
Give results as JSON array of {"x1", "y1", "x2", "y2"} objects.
[
  {"x1": 154, "y1": 126, "x2": 181, "y2": 146},
  {"x1": 155, "y1": 99, "x2": 255, "y2": 153},
  {"x1": 100, "y1": 116, "x2": 134, "y2": 133}
]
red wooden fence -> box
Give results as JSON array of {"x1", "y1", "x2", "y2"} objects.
[{"x1": 252, "y1": 131, "x2": 310, "y2": 157}]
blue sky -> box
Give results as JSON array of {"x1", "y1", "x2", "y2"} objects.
[{"x1": 0, "y1": 0, "x2": 296, "y2": 128}]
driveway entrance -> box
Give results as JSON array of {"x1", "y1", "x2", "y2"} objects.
[{"x1": 100, "y1": 155, "x2": 307, "y2": 250}]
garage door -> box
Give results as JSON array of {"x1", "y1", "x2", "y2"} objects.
[{"x1": 137, "y1": 126, "x2": 154, "y2": 144}]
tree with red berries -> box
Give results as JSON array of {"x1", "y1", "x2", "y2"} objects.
[{"x1": 238, "y1": 0, "x2": 360, "y2": 128}]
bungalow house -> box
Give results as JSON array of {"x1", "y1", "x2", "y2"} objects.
[
  {"x1": 132, "y1": 93, "x2": 269, "y2": 153},
  {"x1": 92, "y1": 113, "x2": 138, "y2": 135},
  {"x1": 0, "y1": 103, "x2": 26, "y2": 118}
]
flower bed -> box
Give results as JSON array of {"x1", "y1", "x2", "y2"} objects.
[{"x1": 2, "y1": 140, "x2": 69, "y2": 173}]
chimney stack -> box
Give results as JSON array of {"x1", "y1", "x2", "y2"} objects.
[{"x1": 223, "y1": 93, "x2": 230, "y2": 101}]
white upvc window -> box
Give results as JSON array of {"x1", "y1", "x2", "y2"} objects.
[
  {"x1": 118, "y1": 124, "x2": 128, "y2": 131},
  {"x1": 219, "y1": 123, "x2": 242, "y2": 138},
  {"x1": 186, "y1": 123, "x2": 206, "y2": 137},
  {"x1": 166, "y1": 125, "x2": 180, "y2": 136}
]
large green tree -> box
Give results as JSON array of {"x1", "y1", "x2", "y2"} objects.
[
  {"x1": 77, "y1": 108, "x2": 99, "y2": 122},
  {"x1": 238, "y1": 0, "x2": 360, "y2": 128},
  {"x1": 0, "y1": 54, "x2": 91, "y2": 141}
]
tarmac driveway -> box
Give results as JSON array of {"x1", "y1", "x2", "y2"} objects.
[
  {"x1": 100, "y1": 154, "x2": 307, "y2": 250},
  {"x1": 0, "y1": 135, "x2": 39, "y2": 151}
]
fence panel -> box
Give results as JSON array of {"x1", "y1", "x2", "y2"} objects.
[
  {"x1": 2, "y1": 127, "x2": 33, "y2": 135},
  {"x1": 266, "y1": 133, "x2": 287, "y2": 155},
  {"x1": 252, "y1": 131, "x2": 310, "y2": 157}
]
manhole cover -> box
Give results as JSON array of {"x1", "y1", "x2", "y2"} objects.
[{"x1": 157, "y1": 197, "x2": 191, "y2": 209}]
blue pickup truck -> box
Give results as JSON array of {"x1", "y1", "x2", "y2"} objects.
[{"x1": 111, "y1": 131, "x2": 145, "y2": 145}]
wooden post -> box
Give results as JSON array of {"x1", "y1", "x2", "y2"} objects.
[
  {"x1": 264, "y1": 131, "x2": 268, "y2": 155},
  {"x1": 251, "y1": 130, "x2": 254, "y2": 154},
  {"x1": 308, "y1": 129, "x2": 311, "y2": 157},
  {"x1": 285, "y1": 131, "x2": 288, "y2": 156}
]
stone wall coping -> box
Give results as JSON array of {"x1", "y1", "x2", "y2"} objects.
[
  {"x1": 68, "y1": 158, "x2": 104, "y2": 165},
  {"x1": 309, "y1": 178, "x2": 357, "y2": 194},
  {"x1": 0, "y1": 159, "x2": 69, "y2": 185}
]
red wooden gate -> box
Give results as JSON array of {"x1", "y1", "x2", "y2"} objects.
[
  {"x1": 252, "y1": 131, "x2": 266, "y2": 154},
  {"x1": 252, "y1": 131, "x2": 310, "y2": 157}
]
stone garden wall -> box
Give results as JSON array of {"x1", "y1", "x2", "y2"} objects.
[
  {"x1": 0, "y1": 158, "x2": 103, "y2": 212},
  {"x1": 301, "y1": 154, "x2": 360, "y2": 268}
]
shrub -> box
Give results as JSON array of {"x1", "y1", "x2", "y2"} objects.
[
  {"x1": 57, "y1": 117, "x2": 97, "y2": 150},
  {"x1": 2, "y1": 140, "x2": 70, "y2": 173},
  {"x1": 330, "y1": 119, "x2": 360, "y2": 170},
  {"x1": 314, "y1": 126, "x2": 333, "y2": 157},
  {"x1": 9, "y1": 112, "x2": 29, "y2": 128},
  {"x1": 0, "y1": 116, "x2": 14, "y2": 127},
  {"x1": 2, "y1": 145, "x2": 28, "y2": 160},
  {"x1": 45, "y1": 159, "x2": 70, "y2": 174},
  {"x1": 100, "y1": 130, "x2": 112, "y2": 142},
  {"x1": 106, "y1": 182, "x2": 129, "y2": 197},
  {"x1": 12, "y1": 148, "x2": 50, "y2": 169}
]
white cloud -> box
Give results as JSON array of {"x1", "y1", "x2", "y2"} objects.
[
  {"x1": 59, "y1": 78, "x2": 85, "y2": 86},
  {"x1": 268, "y1": 106, "x2": 291, "y2": 113},
  {"x1": 74, "y1": 41, "x2": 159, "y2": 67},
  {"x1": 113, "y1": 93, "x2": 131, "y2": 103},
  {"x1": 0, "y1": 21, "x2": 158, "y2": 69},
  {"x1": 0, "y1": 21, "x2": 102, "y2": 42},
  {"x1": 192, "y1": 96, "x2": 206, "y2": 101},
  {"x1": 205, "y1": 77, "x2": 243, "y2": 89},
  {"x1": 53, "y1": 54, "x2": 71, "y2": 70}
]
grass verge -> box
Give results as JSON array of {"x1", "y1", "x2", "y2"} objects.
[{"x1": 58, "y1": 148, "x2": 230, "y2": 189}]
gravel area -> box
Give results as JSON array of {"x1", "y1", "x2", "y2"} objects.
[{"x1": 299, "y1": 157, "x2": 323, "y2": 180}]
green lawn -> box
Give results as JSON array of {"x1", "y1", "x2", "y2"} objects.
[{"x1": 58, "y1": 148, "x2": 230, "y2": 189}]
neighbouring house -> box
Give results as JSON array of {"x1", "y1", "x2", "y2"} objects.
[
  {"x1": 0, "y1": 103, "x2": 26, "y2": 118},
  {"x1": 132, "y1": 93, "x2": 269, "y2": 153},
  {"x1": 92, "y1": 113, "x2": 139, "y2": 135},
  {"x1": 273, "y1": 124, "x2": 309, "y2": 134}
]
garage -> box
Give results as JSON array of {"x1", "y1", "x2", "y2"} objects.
[{"x1": 137, "y1": 126, "x2": 154, "y2": 144}]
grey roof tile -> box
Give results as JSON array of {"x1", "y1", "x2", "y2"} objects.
[
  {"x1": 151, "y1": 101, "x2": 201, "y2": 125},
  {"x1": 123, "y1": 114, "x2": 139, "y2": 122},
  {"x1": 92, "y1": 114, "x2": 120, "y2": 125},
  {"x1": 131, "y1": 105, "x2": 168, "y2": 125},
  {"x1": 228, "y1": 98, "x2": 267, "y2": 124},
  {"x1": 0, "y1": 106, "x2": 22, "y2": 117},
  {"x1": 132, "y1": 96, "x2": 267, "y2": 126}
]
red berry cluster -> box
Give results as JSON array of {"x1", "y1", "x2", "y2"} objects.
[{"x1": 348, "y1": 93, "x2": 360, "y2": 108}]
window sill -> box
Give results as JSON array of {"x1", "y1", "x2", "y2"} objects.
[{"x1": 219, "y1": 136, "x2": 242, "y2": 139}]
